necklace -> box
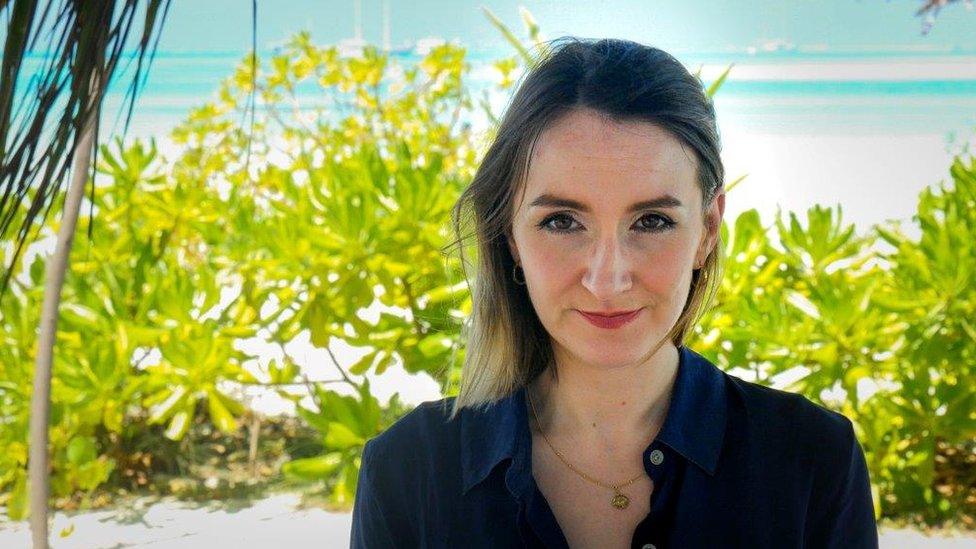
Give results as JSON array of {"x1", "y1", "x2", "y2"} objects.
[{"x1": 525, "y1": 386, "x2": 646, "y2": 510}]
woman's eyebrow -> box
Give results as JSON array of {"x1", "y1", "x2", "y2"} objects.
[{"x1": 528, "y1": 193, "x2": 684, "y2": 213}]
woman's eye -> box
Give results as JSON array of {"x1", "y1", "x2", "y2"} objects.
[
  {"x1": 636, "y1": 214, "x2": 676, "y2": 232},
  {"x1": 537, "y1": 212, "x2": 675, "y2": 233},
  {"x1": 538, "y1": 213, "x2": 580, "y2": 232}
]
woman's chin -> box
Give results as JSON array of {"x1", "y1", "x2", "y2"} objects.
[{"x1": 573, "y1": 349, "x2": 646, "y2": 370}]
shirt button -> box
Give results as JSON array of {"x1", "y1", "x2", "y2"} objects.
[
  {"x1": 649, "y1": 449, "x2": 664, "y2": 465},
  {"x1": 642, "y1": 544, "x2": 657, "y2": 549}
]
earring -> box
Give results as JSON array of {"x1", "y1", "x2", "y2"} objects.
[{"x1": 512, "y1": 263, "x2": 526, "y2": 285}]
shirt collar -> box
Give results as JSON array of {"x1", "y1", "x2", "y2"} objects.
[{"x1": 459, "y1": 344, "x2": 729, "y2": 495}]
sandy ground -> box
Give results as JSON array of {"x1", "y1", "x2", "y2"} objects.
[{"x1": 1, "y1": 493, "x2": 974, "y2": 548}]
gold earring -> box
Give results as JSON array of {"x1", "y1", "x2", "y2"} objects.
[{"x1": 512, "y1": 264, "x2": 526, "y2": 285}]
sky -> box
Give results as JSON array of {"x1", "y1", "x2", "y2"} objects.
[{"x1": 154, "y1": 0, "x2": 976, "y2": 54}]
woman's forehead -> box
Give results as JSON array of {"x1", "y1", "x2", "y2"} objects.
[
  {"x1": 528, "y1": 111, "x2": 696, "y2": 181},
  {"x1": 523, "y1": 119, "x2": 698, "y2": 203}
]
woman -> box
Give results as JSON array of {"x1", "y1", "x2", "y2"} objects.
[{"x1": 350, "y1": 37, "x2": 878, "y2": 548}]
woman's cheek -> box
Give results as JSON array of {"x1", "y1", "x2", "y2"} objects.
[{"x1": 523, "y1": 234, "x2": 576, "y2": 273}]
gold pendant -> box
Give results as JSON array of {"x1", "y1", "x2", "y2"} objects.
[{"x1": 610, "y1": 491, "x2": 630, "y2": 509}]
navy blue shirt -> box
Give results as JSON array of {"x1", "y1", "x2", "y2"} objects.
[{"x1": 350, "y1": 345, "x2": 878, "y2": 548}]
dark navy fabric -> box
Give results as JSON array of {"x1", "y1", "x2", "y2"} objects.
[{"x1": 350, "y1": 345, "x2": 878, "y2": 548}]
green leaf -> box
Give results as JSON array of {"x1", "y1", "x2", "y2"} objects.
[
  {"x1": 297, "y1": 405, "x2": 332, "y2": 437},
  {"x1": 875, "y1": 225, "x2": 905, "y2": 249},
  {"x1": 207, "y1": 391, "x2": 239, "y2": 433},
  {"x1": 325, "y1": 421, "x2": 365, "y2": 449},
  {"x1": 518, "y1": 6, "x2": 540, "y2": 41},
  {"x1": 349, "y1": 350, "x2": 379, "y2": 375},
  {"x1": 164, "y1": 407, "x2": 193, "y2": 441},
  {"x1": 480, "y1": 6, "x2": 533, "y2": 65},
  {"x1": 102, "y1": 400, "x2": 124, "y2": 433},
  {"x1": 66, "y1": 436, "x2": 98, "y2": 465},
  {"x1": 214, "y1": 388, "x2": 246, "y2": 416},
  {"x1": 321, "y1": 389, "x2": 362, "y2": 430},
  {"x1": 304, "y1": 296, "x2": 333, "y2": 348},
  {"x1": 843, "y1": 365, "x2": 872, "y2": 392},
  {"x1": 8, "y1": 473, "x2": 28, "y2": 520},
  {"x1": 222, "y1": 325, "x2": 258, "y2": 338},
  {"x1": 282, "y1": 453, "x2": 343, "y2": 481},
  {"x1": 358, "y1": 379, "x2": 382, "y2": 433},
  {"x1": 421, "y1": 281, "x2": 469, "y2": 306},
  {"x1": 417, "y1": 334, "x2": 451, "y2": 358},
  {"x1": 706, "y1": 63, "x2": 734, "y2": 97},
  {"x1": 147, "y1": 386, "x2": 188, "y2": 424},
  {"x1": 29, "y1": 255, "x2": 45, "y2": 285},
  {"x1": 375, "y1": 352, "x2": 395, "y2": 375}
]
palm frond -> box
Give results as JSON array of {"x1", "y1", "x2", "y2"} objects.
[{"x1": 0, "y1": 0, "x2": 172, "y2": 302}]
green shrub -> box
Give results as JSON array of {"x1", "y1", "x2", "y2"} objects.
[{"x1": 1, "y1": 13, "x2": 972, "y2": 528}]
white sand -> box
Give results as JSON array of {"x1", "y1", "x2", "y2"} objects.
[{"x1": 2, "y1": 493, "x2": 974, "y2": 548}]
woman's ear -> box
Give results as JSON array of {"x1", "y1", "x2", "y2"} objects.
[
  {"x1": 506, "y1": 230, "x2": 521, "y2": 264},
  {"x1": 696, "y1": 189, "x2": 726, "y2": 267}
]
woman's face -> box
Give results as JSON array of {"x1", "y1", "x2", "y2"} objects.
[{"x1": 507, "y1": 108, "x2": 725, "y2": 370}]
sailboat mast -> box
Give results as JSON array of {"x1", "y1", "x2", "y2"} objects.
[
  {"x1": 383, "y1": 0, "x2": 391, "y2": 52},
  {"x1": 354, "y1": 0, "x2": 363, "y2": 41}
]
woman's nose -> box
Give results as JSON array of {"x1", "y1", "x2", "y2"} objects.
[{"x1": 581, "y1": 235, "x2": 632, "y2": 299}]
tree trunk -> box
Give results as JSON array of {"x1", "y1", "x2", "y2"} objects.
[
  {"x1": 28, "y1": 72, "x2": 101, "y2": 549},
  {"x1": 248, "y1": 412, "x2": 261, "y2": 476}
]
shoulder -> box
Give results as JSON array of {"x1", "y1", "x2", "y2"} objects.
[
  {"x1": 722, "y1": 372, "x2": 870, "y2": 513},
  {"x1": 352, "y1": 397, "x2": 460, "y2": 546},
  {"x1": 364, "y1": 396, "x2": 460, "y2": 466},
  {"x1": 721, "y1": 374, "x2": 877, "y2": 544},
  {"x1": 723, "y1": 372, "x2": 856, "y2": 456}
]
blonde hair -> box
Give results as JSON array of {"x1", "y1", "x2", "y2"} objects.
[{"x1": 443, "y1": 37, "x2": 726, "y2": 421}]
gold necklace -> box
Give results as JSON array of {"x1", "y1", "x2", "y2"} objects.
[{"x1": 525, "y1": 386, "x2": 646, "y2": 510}]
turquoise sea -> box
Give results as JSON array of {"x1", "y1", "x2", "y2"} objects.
[
  {"x1": 72, "y1": 46, "x2": 976, "y2": 138},
  {"x1": 20, "y1": 45, "x2": 976, "y2": 245}
]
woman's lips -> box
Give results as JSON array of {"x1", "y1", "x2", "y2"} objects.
[{"x1": 577, "y1": 308, "x2": 643, "y2": 329}]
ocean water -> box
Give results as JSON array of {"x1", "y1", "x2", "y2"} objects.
[
  {"x1": 83, "y1": 47, "x2": 976, "y2": 239},
  {"x1": 90, "y1": 48, "x2": 976, "y2": 136},
  {"x1": 17, "y1": 47, "x2": 976, "y2": 409}
]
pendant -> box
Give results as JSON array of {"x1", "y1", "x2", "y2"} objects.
[{"x1": 610, "y1": 491, "x2": 630, "y2": 509}]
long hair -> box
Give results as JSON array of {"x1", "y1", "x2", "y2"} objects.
[{"x1": 445, "y1": 36, "x2": 725, "y2": 421}]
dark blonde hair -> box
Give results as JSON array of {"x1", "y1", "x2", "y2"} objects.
[{"x1": 445, "y1": 36, "x2": 725, "y2": 421}]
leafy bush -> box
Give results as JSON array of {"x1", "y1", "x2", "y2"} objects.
[{"x1": 0, "y1": 12, "x2": 972, "y2": 529}]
